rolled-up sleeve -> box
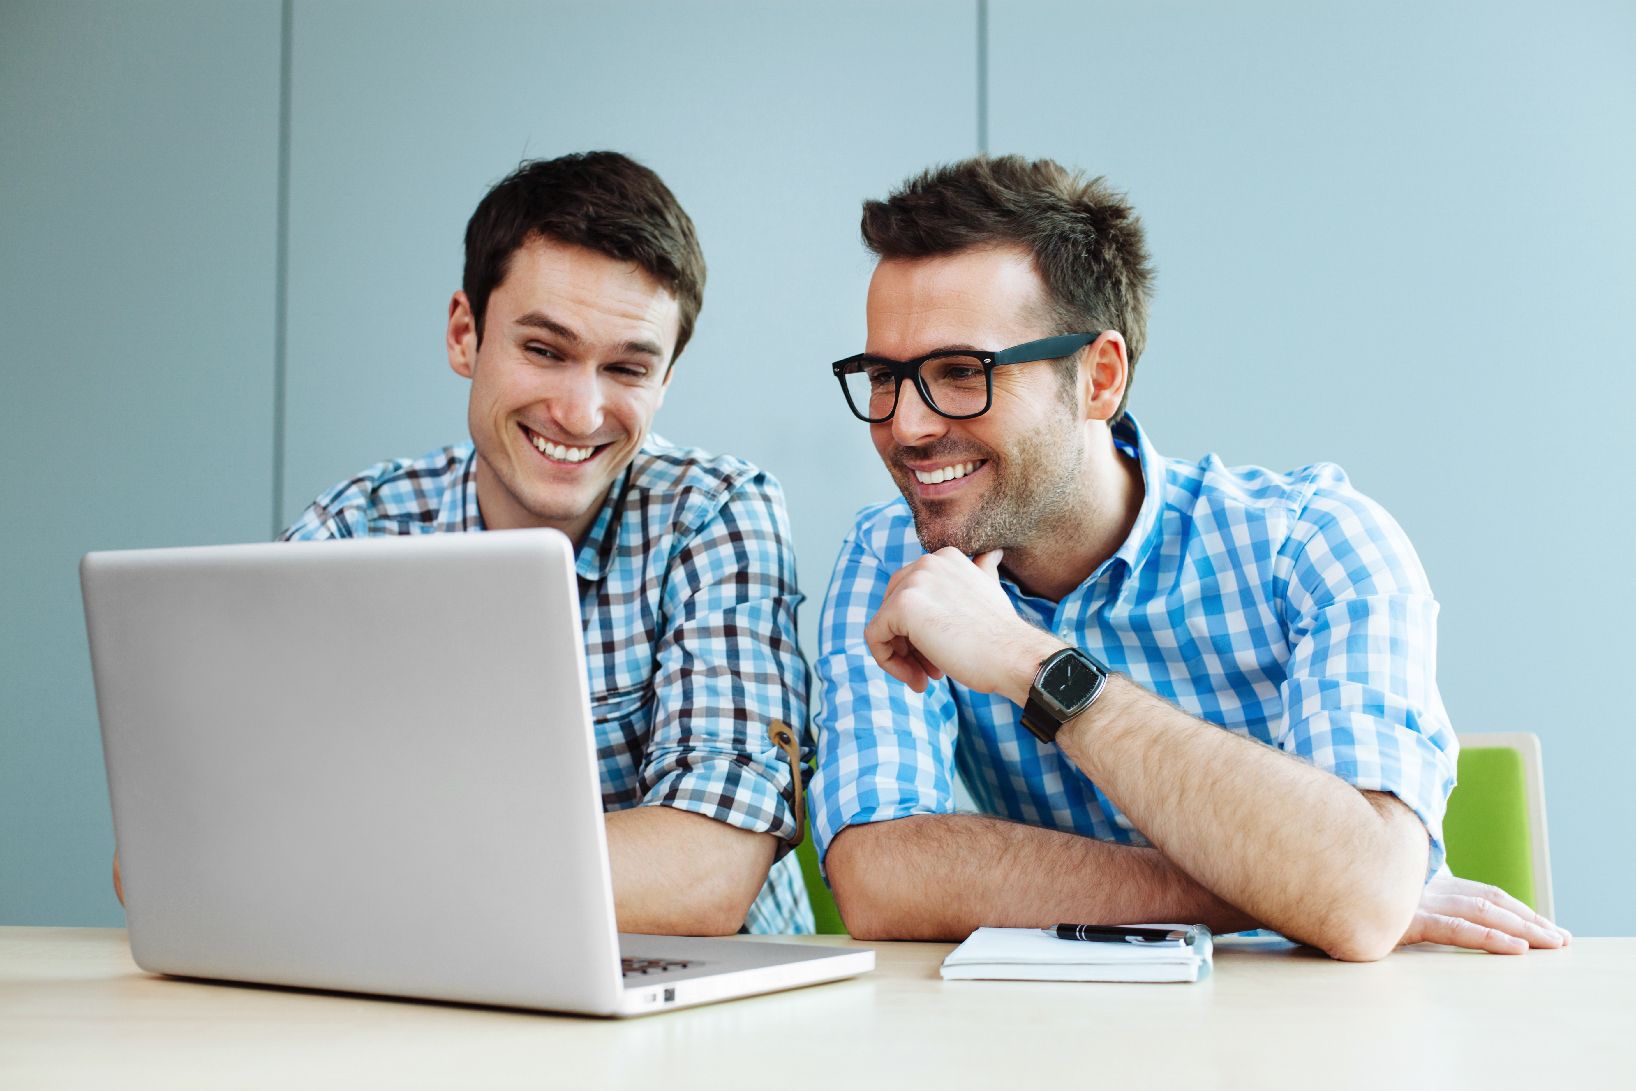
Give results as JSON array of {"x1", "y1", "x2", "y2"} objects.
[
  {"x1": 1276, "y1": 472, "x2": 1459, "y2": 875},
  {"x1": 638, "y1": 472, "x2": 811, "y2": 853}
]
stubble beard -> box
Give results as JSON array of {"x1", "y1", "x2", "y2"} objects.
[{"x1": 897, "y1": 415, "x2": 1086, "y2": 556}]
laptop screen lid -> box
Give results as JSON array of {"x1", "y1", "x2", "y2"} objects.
[{"x1": 82, "y1": 529, "x2": 627, "y2": 1013}]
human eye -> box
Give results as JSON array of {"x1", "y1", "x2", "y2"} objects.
[
  {"x1": 607, "y1": 361, "x2": 654, "y2": 383},
  {"x1": 928, "y1": 356, "x2": 987, "y2": 387},
  {"x1": 863, "y1": 363, "x2": 896, "y2": 389},
  {"x1": 523, "y1": 341, "x2": 563, "y2": 363}
]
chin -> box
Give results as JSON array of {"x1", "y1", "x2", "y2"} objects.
[{"x1": 909, "y1": 516, "x2": 986, "y2": 556}]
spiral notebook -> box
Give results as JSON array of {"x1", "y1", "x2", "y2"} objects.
[{"x1": 940, "y1": 925, "x2": 1212, "y2": 984}]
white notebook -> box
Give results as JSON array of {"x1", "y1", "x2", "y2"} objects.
[{"x1": 940, "y1": 926, "x2": 1212, "y2": 983}]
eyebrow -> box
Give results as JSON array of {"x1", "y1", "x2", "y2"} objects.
[
  {"x1": 513, "y1": 311, "x2": 666, "y2": 360},
  {"x1": 868, "y1": 343, "x2": 983, "y2": 361}
]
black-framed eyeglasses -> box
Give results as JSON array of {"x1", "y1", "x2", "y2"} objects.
[{"x1": 831, "y1": 332, "x2": 1104, "y2": 423}]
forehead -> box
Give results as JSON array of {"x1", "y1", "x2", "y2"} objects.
[
  {"x1": 864, "y1": 245, "x2": 1048, "y2": 357},
  {"x1": 491, "y1": 236, "x2": 680, "y2": 351}
]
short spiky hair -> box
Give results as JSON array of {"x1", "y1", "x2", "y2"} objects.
[
  {"x1": 463, "y1": 151, "x2": 706, "y2": 361},
  {"x1": 861, "y1": 155, "x2": 1155, "y2": 421}
]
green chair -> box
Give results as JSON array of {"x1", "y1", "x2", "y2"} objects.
[
  {"x1": 1442, "y1": 732, "x2": 1555, "y2": 919},
  {"x1": 797, "y1": 833, "x2": 848, "y2": 935}
]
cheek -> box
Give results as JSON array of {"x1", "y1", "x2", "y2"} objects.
[
  {"x1": 620, "y1": 387, "x2": 667, "y2": 431},
  {"x1": 473, "y1": 364, "x2": 540, "y2": 415}
]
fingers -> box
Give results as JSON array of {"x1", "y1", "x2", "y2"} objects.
[
  {"x1": 1422, "y1": 891, "x2": 1567, "y2": 949},
  {"x1": 866, "y1": 631, "x2": 928, "y2": 692},
  {"x1": 1425, "y1": 876, "x2": 1570, "y2": 947},
  {"x1": 973, "y1": 549, "x2": 1004, "y2": 577},
  {"x1": 1465, "y1": 882, "x2": 1572, "y2": 944},
  {"x1": 1408, "y1": 911, "x2": 1529, "y2": 955}
]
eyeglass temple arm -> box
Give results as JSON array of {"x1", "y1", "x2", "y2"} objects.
[{"x1": 992, "y1": 332, "x2": 1103, "y2": 365}]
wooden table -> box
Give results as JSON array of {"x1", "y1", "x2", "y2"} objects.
[{"x1": 2, "y1": 928, "x2": 1631, "y2": 1089}]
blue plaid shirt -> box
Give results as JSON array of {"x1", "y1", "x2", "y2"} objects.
[
  {"x1": 283, "y1": 436, "x2": 814, "y2": 934},
  {"x1": 811, "y1": 415, "x2": 1458, "y2": 887}
]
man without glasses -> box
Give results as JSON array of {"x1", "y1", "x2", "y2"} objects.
[
  {"x1": 811, "y1": 155, "x2": 1568, "y2": 959},
  {"x1": 118, "y1": 152, "x2": 812, "y2": 935}
]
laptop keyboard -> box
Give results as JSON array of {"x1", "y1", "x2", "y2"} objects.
[{"x1": 621, "y1": 957, "x2": 697, "y2": 978}]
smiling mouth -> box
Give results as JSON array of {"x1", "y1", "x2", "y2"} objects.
[
  {"x1": 520, "y1": 423, "x2": 603, "y2": 464},
  {"x1": 912, "y1": 459, "x2": 986, "y2": 485}
]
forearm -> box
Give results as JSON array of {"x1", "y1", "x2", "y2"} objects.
[
  {"x1": 856, "y1": 545, "x2": 1430, "y2": 959},
  {"x1": 605, "y1": 807, "x2": 776, "y2": 936},
  {"x1": 825, "y1": 813, "x2": 1258, "y2": 941},
  {"x1": 1058, "y1": 676, "x2": 1428, "y2": 960}
]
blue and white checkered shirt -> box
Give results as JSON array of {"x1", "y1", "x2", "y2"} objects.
[
  {"x1": 811, "y1": 415, "x2": 1458, "y2": 886},
  {"x1": 283, "y1": 436, "x2": 815, "y2": 934}
]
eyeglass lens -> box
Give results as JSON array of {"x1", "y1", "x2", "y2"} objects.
[{"x1": 842, "y1": 354, "x2": 989, "y2": 421}]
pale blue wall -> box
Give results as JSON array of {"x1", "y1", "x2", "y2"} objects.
[
  {"x1": 1, "y1": 0, "x2": 283, "y2": 925},
  {"x1": 3, "y1": 0, "x2": 1631, "y2": 934}
]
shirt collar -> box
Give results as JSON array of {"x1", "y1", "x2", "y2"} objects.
[
  {"x1": 1102, "y1": 413, "x2": 1165, "y2": 596},
  {"x1": 573, "y1": 453, "x2": 640, "y2": 583}
]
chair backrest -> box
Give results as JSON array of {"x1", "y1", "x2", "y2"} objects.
[
  {"x1": 796, "y1": 834, "x2": 847, "y2": 935},
  {"x1": 1443, "y1": 732, "x2": 1555, "y2": 920}
]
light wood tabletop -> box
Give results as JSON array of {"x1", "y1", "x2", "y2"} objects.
[{"x1": 2, "y1": 928, "x2": 1631, "y2": 1090}]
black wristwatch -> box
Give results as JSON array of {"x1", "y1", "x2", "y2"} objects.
[{"x1": 1020, "y1": 646, "x2": 1110, "y2": 744}]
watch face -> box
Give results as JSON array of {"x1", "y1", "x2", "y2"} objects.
[{"x1": 1043, "y1": 652, "x2": 1101, "y2": 710}]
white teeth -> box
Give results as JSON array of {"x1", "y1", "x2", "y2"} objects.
[
  {"x1": 913, "y1": 461, "x2": 980, "y2": 485},
  {"x1": 529, "y1": 431, "x2": 595, "y2": 463}
]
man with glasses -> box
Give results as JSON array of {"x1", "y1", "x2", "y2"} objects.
[
  {"x1": 115, "y1": 152, "x2": 812, "y2": 936},
  {"x1": 810, "y1": 156, "x2": 1569, "y2": 959}
]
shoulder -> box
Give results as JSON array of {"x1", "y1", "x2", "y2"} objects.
[
  {"x1": 1158, "y1": 451, "x2": 1382, "y2": 545},
  {"x1": 626, "y1": 433, "x2": 767, "y2": 495},
  {"x1": 622, "y1": 434, "x2": 790, "y2": 536},
  {"x1": 282, "y1": 444, "x2": 470, "y2": 539},
  {"x1": 1161, "y1": 451, "x2": 1422, "y2": 595}
]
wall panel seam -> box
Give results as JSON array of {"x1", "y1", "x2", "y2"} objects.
[
  {"x1": 976, "y1": 0, "x2": 989, "y2": 154},
  {"x1": 271, "y1": 0, "x2": 293, "y2": 538}
]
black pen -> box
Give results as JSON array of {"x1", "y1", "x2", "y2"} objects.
[{"x1": 1045, "y1": 923, "x2": 1200, "y2": 945}]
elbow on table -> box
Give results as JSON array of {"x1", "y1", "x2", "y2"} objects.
[
  {"x1": 647, "y1": 886, "x2": 763, "y2": 937},
  {"x1": 1318, "y1": 914, "x2": 1409, "y2": 963},
  {"x1": 1311, "y1": 868, "x2": 1424, "y2": 962},
  {"x1": 687, "y1": 902, "x2": 759, "y2": 938},
  {"x1": 1305, "y1": 792, "x2": 1431, "y2": 962},
  {"x1": 830, "y1": 890, "x2": 905, "y2": 942},
  {"x1": 824, "y1": 827, "x2": 942, "y2": 941}
]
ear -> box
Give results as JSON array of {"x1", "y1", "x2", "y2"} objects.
[
  {"x1": 447, "y1": 291, "x2": 478, "y2": 379},
  {"x1": 1080, "y1": 331, "x2": 1129, "y2": 423}
]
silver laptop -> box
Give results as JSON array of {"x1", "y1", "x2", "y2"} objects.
[{"x1": 81, "y1": 529, "x2": 872, "y2": 1017}]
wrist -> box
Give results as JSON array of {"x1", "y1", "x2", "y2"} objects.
[
  {"x1": 1055, "y1": 673, "x2": 1130, "y2": 768},
  {"x1": 1006, "y1": 630, "x2": 1070, "y2": 707}
]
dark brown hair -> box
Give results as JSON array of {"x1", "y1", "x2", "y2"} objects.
[
  {"x1": 861, "y1": 155, "x2": 1155, "y2": 421},
  {"x1": 463, "y1": 152, "x2": 706, "y2": 361}
]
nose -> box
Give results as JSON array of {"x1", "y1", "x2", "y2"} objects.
[
  {"x1": 887, "y1": 376, "x2": 947, "y2": 447},
  {"x1": 550, "y1": 366, "x2": 606, "y2": 437}
]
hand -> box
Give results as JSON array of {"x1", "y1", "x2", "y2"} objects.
[
  {"x1": 863, "y1": 548, "x2": 1059, "y2": 701},
  {"x1": 1398, "y1": 874, "x2": 1570, "y2": 954}
]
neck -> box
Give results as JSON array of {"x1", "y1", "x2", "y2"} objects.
[
  {"x1": 1002, "y1": 423, "x2": 1144, "y2": 602},
  {"x1": 472, "y1": 453, "x2": 599, "y2": 544}
]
